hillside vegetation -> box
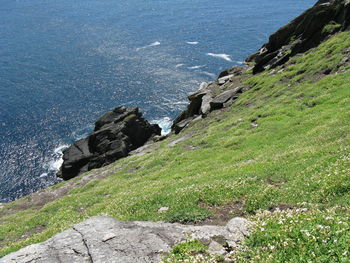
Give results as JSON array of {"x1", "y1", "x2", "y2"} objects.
[{"x1": 1, "y1": 31, "x2": 350, "y2": 263}]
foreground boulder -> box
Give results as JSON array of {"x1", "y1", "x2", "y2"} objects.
[
  {"x1": 246, "y1": 0, "x2": 350, "y2": 73},
  {"x1": 57, "y1": 107, "x2": 161, "y2": 180},
  {"x1": 1, "y1": 216, "x2": 252, "y2": 263}
]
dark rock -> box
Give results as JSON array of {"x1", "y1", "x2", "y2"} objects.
[
  {"x1": 247, "y1": 0, "x2": 350, "y2": 73},
  {"x1": 187, "y1": 91, "x2": 207, "y2": 116},
  {"x1": 57, "y1": 107, "x2": 161, "y2": 180},
  {"x1": 172, "y1": 116, "x2": 196, "y2": 134},
  {"x1": 210, "y1": 87, "x2": 243, "y2": 111},
  {"x1": 218, "y1": 75, "x2": 233, "y2": 85},
  {"x1": 218, "y1": 66, "x2": 245, "y2": 79},
  {"x1": 323, "y1": 68, "x2": 332, "y2": 75},
  {"x1": 153, "y1": 135, "x2": 166, "y2": 142},
  {"x1": 171, "y1": 80, "x2": 246, "y2": 134},
  {"x1": 171, "y1": 89, "x2": 209, "y2": 133}
]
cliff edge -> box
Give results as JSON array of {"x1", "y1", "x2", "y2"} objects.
[{"x1": 246, "y1": 0, "x2": 350, "y2": 73}]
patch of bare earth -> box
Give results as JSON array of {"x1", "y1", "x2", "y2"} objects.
[{"x1": 197, "y1": 201, "x2": 246, "y2": 226}]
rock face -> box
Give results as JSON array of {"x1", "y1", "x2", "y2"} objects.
[
  {"x1": 1, "y1": 216, "x2": 252, "y2": 263},
  {"x1": 57, "y1": 107, "x2": 161, "y2": 180},
  {"x1": 210, "y1": 87, "x2": 243, "y2": 111},
  {"x1": 246, "y1": 0, "x2": 350, "y2": 73},
  {"x1": 172, "y1": 79, "x2": 244, "y2": 134}
]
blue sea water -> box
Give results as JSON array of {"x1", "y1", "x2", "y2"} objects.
[{"x1": 0, "y1": 0, "x2": 315, "y2": 202}]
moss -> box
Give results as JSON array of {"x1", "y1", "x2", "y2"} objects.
[{"x1": 322, "y1": 21, "x2": 342, "y2": 34}]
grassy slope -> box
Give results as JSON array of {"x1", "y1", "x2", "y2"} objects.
[{"x1": 1, "y1": 32, "x2": 350, "y2": 261}]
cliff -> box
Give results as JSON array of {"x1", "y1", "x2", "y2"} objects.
[
  {"x1": 1, "y1": 0, "x2": 350, "y2": 262},
  {"x1": 247, "y1": 0, "x2": 350, "y2": 73}
]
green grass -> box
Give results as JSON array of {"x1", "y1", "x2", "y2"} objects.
[
  {"x1": 159, "y1": 240, "x2": 219, "y2": 263},
  {"x1": 1, "y1": 32, "x2": 350, "y2": 262},
  {"x1": 322, "y1": 22, "x2": 342, "y2": 35},
  {"x1": 232, "y1": 206, "x2": 350, "y2": 263}
]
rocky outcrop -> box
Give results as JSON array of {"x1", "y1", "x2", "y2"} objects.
[
  {"x1": 57, "y1": 107, "x2": 161, "y2": 180},
  {"x1": 172, "y1": 67, "x2": 246, "y2": 134},
  {"x1": 210, "y1": 86, "x2": 243, "y2": 111},
  {"x1": 246, "y1": 0, "x2": 350, "y2": 73},
  {"x1": 1, "y1": 216, "x2": 252, "y2": 263}
]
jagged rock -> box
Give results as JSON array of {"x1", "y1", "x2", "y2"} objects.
[
  {"x1": 171, "y1": 81, "x2": 246, "y2": 134},
  {"x1": 218, "y1": 74, "x2": 233, "y2": 85},
  {"x1": 210, "y1": 87, "x2": 244, "y2": 111},
  {"x1": 171, "y1": 87, "x2": 209, "y2": 134},
  {"x1": 172, "y1": 116, "x2": 197, "y2": 134},
  {"x1": 57, "y1": 107, "x2": 161, "y2": 180},
  {"x1": 199, "y1": 82, "x2": 209, "y2": 91},
  {"x1": 172, "y1": 92, "x2": 205, "y2": 130},
  {"x1": 187, "y1": 91, "x2": 207, "y2": 116},
  {"x1": 247, "y1": 0, "x2": 350, "y2": 73},
  {"x1": 1, "y1": 216, "x2": 252, "y2": 263},
  {"x1": 200, "y1": 91, "x2": 214, "y2": 115},
  {"x1": 218, "y1": 66, "x2": 245, "y2": 79}
]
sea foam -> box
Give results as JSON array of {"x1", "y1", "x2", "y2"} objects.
[
  {"x1": 136, "y1": 41, "x2": 161, "y2": 51},
  {"x1": 206, "y1": 53, "x2": 233, "y2": 62},
  {"x1": 151, "y1": 117, "x2": 172, "y2": 136},
  {"x1": 186, "y1": 41, "x2": 199, "y2": 45},
  {"x1": 48, "y1": 144, "x2": 69, "y2": 172},
  {"x1": 188, "y1": 65, "x2": 205, "y2": 70}
]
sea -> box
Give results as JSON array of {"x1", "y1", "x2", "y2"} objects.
[{"x1": 0, "y1": 0, "x2": 315, "y2": 202}]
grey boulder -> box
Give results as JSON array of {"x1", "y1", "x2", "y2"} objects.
[
  {"x1": 210, "y1": 87, "x2": 243, "y2": 111},
  {"x1": 1, "y1": 216, "x2": 252, "y2": 263}
]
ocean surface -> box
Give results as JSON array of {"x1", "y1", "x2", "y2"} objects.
[{"x1": 0, "y1": 0, "x2": 315, "y2": 202}]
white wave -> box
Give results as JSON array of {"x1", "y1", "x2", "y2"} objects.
[
  {"x1": 163, "y1": 100, "x2": 188, "y2": 105},
  {"x1": 206, "y1": 53, "x2": 232, "y2": 62},
  {"x1": 175, "y1": 63, "x2": 184, "y2": 68},
  {"x1": 42, "y1": 144, "x2": 69, "y2": 175},
  {"x1": 136, "y1": 41, "x2": 161, "y2": 51},
  {"x1": 151, "y1": 117, "x2": 172, "y2": 136},
  {"x1": 40, "y1": 173, "x2": 48, "y2": 178},
  {"x1": 149, "y1": 41, "x2": 161, "y2": 47},
  {"x1": 202, "y1": 71, "x2": 216, "y2": 78},
  {"x1": 186, "y1": 41, "x2": 199, "y2": 45},
  {"x1": 188, "y1": 65, "x2": 205, "y2": 70}
]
